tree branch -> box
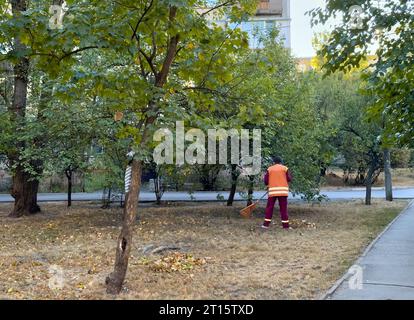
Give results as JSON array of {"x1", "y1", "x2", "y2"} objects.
[
  {"x1": 58, "y1": 46, "x2": 101, "y2": 62},
  {"x1": 136, "y1": 54, "x2": 147, "y2": 77},
  {"x1": 342, "y1": 125, "x2": 364, "y2": 140},
  {"x1": 199, "y1": 24, "x2": 239, "y2": 88},
  {"x1": 200, "y1": 0, "x2": 234, "y2": 17},
  {"x1": 155, "y1": 6, "x2": 179, "y2": 87},
  {"x1": 150, "y1": 25, "x2": 158, "y2": 61},
  {"x1": 139, "y1": 48, "x2": 158, "y2": 77},
  {"x1": 130, "y1": 0, "x2": 154, "y2": 41}
]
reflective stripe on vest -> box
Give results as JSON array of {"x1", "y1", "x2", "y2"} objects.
[{"x1": 268, "y1": 164, "x2": 289, "y2": 197}]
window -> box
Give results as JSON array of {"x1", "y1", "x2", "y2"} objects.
[
  {"x1": 257, "y1": 0, "x2": 283, "y2": 15},
  {"x1": 259, "y1": 1, "x2": 270, "y2": 10}
]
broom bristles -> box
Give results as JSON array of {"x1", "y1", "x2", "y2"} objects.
[{"x1": 240, "y1": 202, "x2": 257, "y2": 218}]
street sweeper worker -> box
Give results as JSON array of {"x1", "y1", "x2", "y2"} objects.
[{"x1": 262, "y1": 156, "x2": 292, "y2": 230}]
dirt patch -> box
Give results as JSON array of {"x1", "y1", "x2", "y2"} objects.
[{"x1": 0, "y1": 200, "x2": 407, "y2": 299}]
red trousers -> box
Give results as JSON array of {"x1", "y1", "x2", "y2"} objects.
[{"x1": 264, "y1": 196, "x2": 289, "y2": 228}]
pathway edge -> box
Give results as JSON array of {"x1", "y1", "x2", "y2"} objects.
[{"x1": 319, "y1": 199, "x2": 414, "y2": 300}]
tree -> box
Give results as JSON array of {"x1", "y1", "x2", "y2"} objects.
[
  {"x1": 309, "y1": 0, "x2": 414, "y2": 146},
  {"x1": 383, "y1": 148, "x2": 393, "y2": 201},
  {"x1": 315, "y1": 72, "x2": 383, "y2": 205},
  {"x1": 199, "y1": 28, "x2": 297, "y2": 205},
  {"x1": 98, "y1": 0, "x2": 258, "y2": 294},
  {"x1": 2, "y1": 0, "x2": 41, "y2": 217},
  {"x1": 145, "y1": 161, "x2": 166, "y2": 205},
  {"x1": 42, "y1": 48, "x2": 119, "y2": 207},
  {"x1": 311, "y1": 30, "x2": 397, "y2": 202},
  {"x1": 0, "y1": 61, "x2": 13, "y2": 164},
  {"x1": 44, "y1": 97, "x2": 100, "y2": 207},
  {"x1": 0, "y1": 0, "x2": 105, "y2": 216},
  {"x1": 227, "y1": 163, "x2": 241, "y2": 206},
  {"x1": 262, "y1": 71, "x2": 333, "y2": 201},
  {"x1": 87, "y1": 138, "x2": 129, "y2": 209}
]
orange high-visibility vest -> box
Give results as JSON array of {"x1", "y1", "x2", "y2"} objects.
[{"x1": 268, "y1": 164, "x2": 289, "y2": 197}]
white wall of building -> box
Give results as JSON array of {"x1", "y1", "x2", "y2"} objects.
[
  {"x1": 212, "y1": 0, "x2": 291, "y2": 49},
  {"x1": 243, "y1": 0, "x2": 291, "y2": 49}
]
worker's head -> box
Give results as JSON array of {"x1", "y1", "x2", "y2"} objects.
[{"x1": 272, "y1": 156, "x2": 283, "y2": 164}]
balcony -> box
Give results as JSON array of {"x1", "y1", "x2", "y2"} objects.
[{"x1": 257, "y1": 0, "x2": 283, "y2": 16}]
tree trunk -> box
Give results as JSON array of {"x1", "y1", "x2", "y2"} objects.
[
  {"x1": 79, "y1": 172, "x2": 86, "y2": 192},
  {"x1": 120, "y1": 192, "x2": 124, "y2": 208},
  {"x1": 101, "y1": 188, "x2": 111, "y2": 209},
  {"x1": 384, "y1": 149, "x2": 393, "y2": 202},
  {"x1": 105, "y1": 5, "x2": 178, "y2": 295},
  {"x1": 365, "y1": 180, "x2": 372, "y2": 205},
  {"x1": 154, "y1": 177, "x2": 162, "y2": 205},
  {"x1": 9, "y1": 165, "x2": 41, "y2": 217},
  {"x1": 199, "y1": 165, "x2": 221, "y2": 191},
  {"x1": 320, "y1": 166, "x2": 327, "y2": 177},
  {"x1": 106, "y1": 159, "x2": 142, "y2": 294},
  {"x1": 227, "y1": 179, "x2": 237, "y2": 206},
  {"x1": 65, "y1": 169, "x2": 72, "y2": 207},
  {"x1": 365, "y1": 165, "x2": 375, "y2": 206},
  {"x1": 8, "y1": 0, "x2": 42, "y2": 218},
  {"x1": 227, "y1": 164, "x2": 239, "y2": 206},
  {"x1": 247, "y1": 175, "x2": 255, "y2": 206}
]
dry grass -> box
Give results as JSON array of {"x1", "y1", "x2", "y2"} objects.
[
  {"x1": 323, "y1": 168, "x2": 414, "y2": 188},
  {"x1": 387, "y1": 168, "x2": 414, "y2": 187},
  {"x1": 0, "y1": 200, "x2": 407, "y2": 300}
]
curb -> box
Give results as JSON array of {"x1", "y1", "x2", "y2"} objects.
[
  {"x1": 319, "y1": 199, "x2": 414, "y2": 300},
  {"x1": 321, "y1": 186, "x2": 414, "y2": 192}
]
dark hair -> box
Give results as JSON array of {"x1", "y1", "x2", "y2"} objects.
[{"x1": 273, "y1": 156, "x2": 283, "y2": 164}]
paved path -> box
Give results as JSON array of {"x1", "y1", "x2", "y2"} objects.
[
  {"x1": 325, "y1": 200, "x2": 414, "y2": 300},
  {"x1": 0, "y1": 187, "x2": 413, "y2": 203}
]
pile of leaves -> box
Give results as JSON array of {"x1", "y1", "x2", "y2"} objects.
[
  {"x1": 142, "y1": 253, "x2": 207, "y2": 273},
  {"x1": 290, "y1": 219, "x2": 317, "y2": 229}
]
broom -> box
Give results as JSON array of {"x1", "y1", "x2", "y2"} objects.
[{"x1": 240, "y1": 191, "x2": 268, "y2": 219}]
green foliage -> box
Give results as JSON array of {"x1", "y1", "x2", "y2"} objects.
[
  {"x1": 262, "y1": 70, "x2": 334, "y2": 200},
  {"x1": 391, "y1": 148, "x2": 412, "y2": 168},
  {"x1": 0, "y1": 0, "x2": 257, "y2": 192},
  {"x1": 313, "y1": 71, "x2": 383, "y2": 186},
  {"x1": 310, "y1": 0, "x2": 414, "y2": 146},
  {"x1": 1, "y1": 0, "x2": 383, "y2": 203}
]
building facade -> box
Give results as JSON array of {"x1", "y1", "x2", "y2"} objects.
[{"x1": 241, "y1": 0, "x2": 291, "y2": 49}]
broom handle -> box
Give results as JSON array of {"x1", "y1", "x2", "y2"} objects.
[{"x1": 255, "y1": 191, "x2": 268, "y2": 203}]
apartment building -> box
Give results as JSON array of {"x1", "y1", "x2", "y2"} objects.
[{"x1": 240, "y1": 0, "x2": 291, "y2": 49}]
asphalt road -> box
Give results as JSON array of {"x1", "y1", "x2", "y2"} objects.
[{"x1": 0, "y1": 187, "x2": 413, "y2": 203}]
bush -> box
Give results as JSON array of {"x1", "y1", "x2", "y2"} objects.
[
  {"x1": 0, "y1": 172, "x2": 11, "y2": 192},
  {"x1": 391, "y1": 148, "x2": 412, "y2": 168},
  {"x1": 410, "y1": 150, "x2": 414, "y2": 168}
]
